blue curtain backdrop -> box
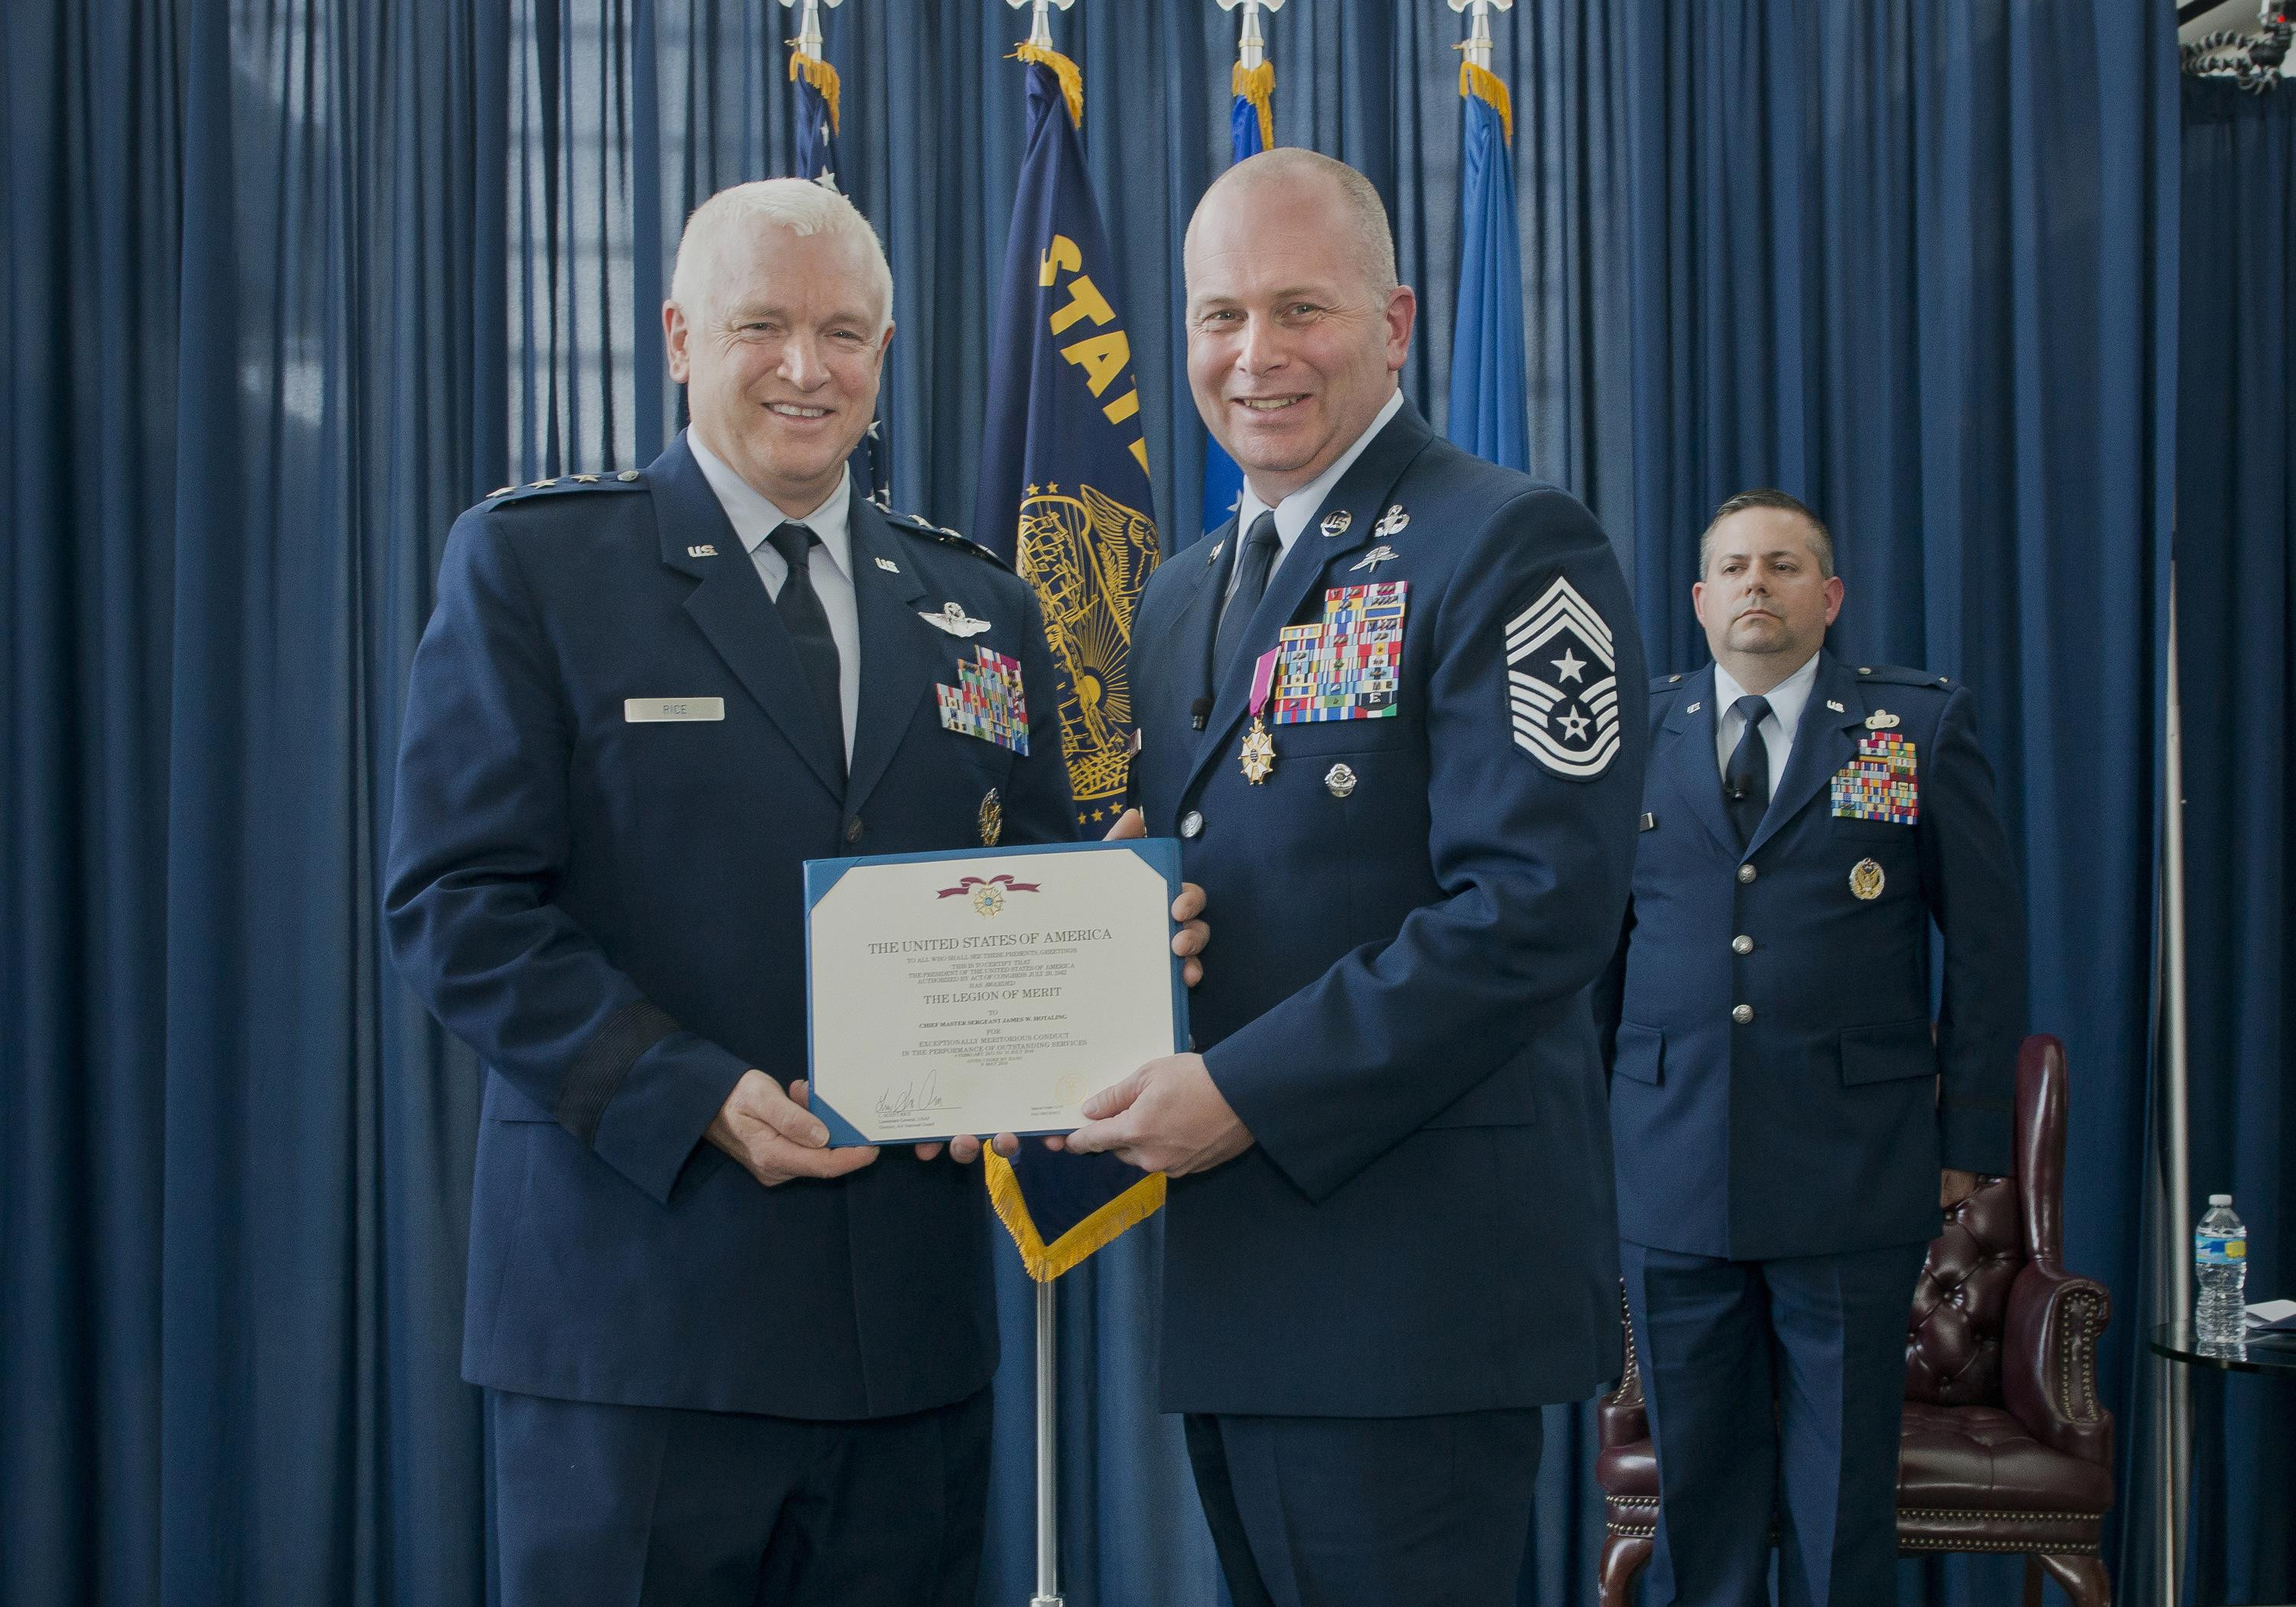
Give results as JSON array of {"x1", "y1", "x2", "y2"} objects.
[
  {"x1": 0, "y1": 2, "x2": 2205, "y2": 1605},
  {"x1": 2176, "y1": 77, "x2": 2296, "y2": 1607}
]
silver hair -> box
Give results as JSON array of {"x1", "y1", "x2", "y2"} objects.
[
  {"x1": 1186, "y1": 148, "x2": 1399, "y2": 297},
  {"x1": 669, "y1": 179, "x2": 893, "y2": 333}
]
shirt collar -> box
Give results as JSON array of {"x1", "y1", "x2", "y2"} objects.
[
  {"x1": 1234, "y1": 387, "x2": 1406, "y2": 549},
  {"x1": 687, "y1": 429, "x2": 853, "y2": 581},
  {"x1": 1714, "y1": 649, "x2": 1823, "y2": 737}
]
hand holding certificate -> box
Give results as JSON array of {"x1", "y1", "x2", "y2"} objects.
[{"x1": 804, "y1": 837, "x2": 1189, "y2": 1146}]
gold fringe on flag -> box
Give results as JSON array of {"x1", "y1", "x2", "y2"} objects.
[
  {"x1": 1459, "y1": 59, "x2": 1512, "y2": 145},
  {"x1": 1232, "y1": 59, "x2": 1276, "y2": 151},
  {"x1": 789, "y1": 49, "x2": 842, "y2": 136},
  {"x1": 1013, "y1": 41, "x2": 1085, "y2": 129},
  {"x1": 984, "y1": 1149, "x2": 1168, "y2": 1282}
]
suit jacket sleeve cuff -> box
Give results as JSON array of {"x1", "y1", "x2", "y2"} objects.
[
  {"x1": 588, "y1": 1028, "x2": 752, "y2": 1205},
  {"x1": 1939, "y1": 1097, "x2": 2014, "y2": 1178}
]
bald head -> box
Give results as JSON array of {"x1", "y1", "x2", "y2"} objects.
[{"x1": 1187, "y1": 148, "x2": 1398, "y2": 302}]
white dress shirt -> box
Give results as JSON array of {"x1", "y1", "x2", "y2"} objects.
[
  {"x1": 687, "y1": 431, "x2": 861, "y2": 760},
  {"x1": 1712, "y1": 650, "x2": 1822, "y2": 782},
  {"x1": 1224, "y1": 386, "x2": 1407, "y2": 601}
]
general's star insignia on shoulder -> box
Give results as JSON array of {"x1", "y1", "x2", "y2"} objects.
[
  {"x1": 921, "y1": 601, "x2": 992, "y2": 637},
  {"x1": 1505, "y1": 575, "x2": 1620, "y2": 779}
]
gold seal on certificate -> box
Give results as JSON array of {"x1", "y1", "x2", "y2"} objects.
[{"x1": 801, "y1": 839, "x2": 1186, "y2": 1145}]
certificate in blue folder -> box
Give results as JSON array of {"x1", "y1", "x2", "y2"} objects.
[{"x1": 801, "y1": 838, "x2": 1187, "y2": 1146}]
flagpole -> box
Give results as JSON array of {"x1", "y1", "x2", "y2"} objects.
[{"x1": 1031, "y1": 1277, "x2": 1063, "y2": 1607}]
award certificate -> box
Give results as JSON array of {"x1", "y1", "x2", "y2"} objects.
[{"x1": 803, "y1": 839, "x2": 1186, "y2": 1146}]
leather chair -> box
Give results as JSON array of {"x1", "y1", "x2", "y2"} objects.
[{"x1": 1595, "y1": 1035, "x2": 2115, "y2": 1605}]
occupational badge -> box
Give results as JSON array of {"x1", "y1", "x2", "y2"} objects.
[
  {"x1": 921, "y1": 601, "x2": 993, "y2": 637},
  {"x1": 1324, "y1": 763, "x2": 1358, "y2": 799},
  {"x1": 1319, "y1": 509, "x2": 1352, "y2": 538},
  {"x1": 1831, "y1": 732, "x2": 1919, "y2": 824},
  {"x1": 1505, "y1": 575, "x2": 1621, "y2": 779},
  {"x1": 1240, "y1": 649, "x2": 1280, "y2": 784},
  {"x1": 934, "y1": 647, "x2": 1029, "y2": 755},
  {"x1": 1850, "y1": 858, "x2": 1887, "y2": 901},
  {"x1": 1349, "y1": 545, "x2": 1399, "y2": 574},
  {"x1": 1373, "y1": 504, "x2": 1411, "y2": 539},
  {"x1": 1864, "y1": 709, "x2": 1902, "y2": 730},
  {"x1": 1270, "y1": 584, "x2": 1406, "y2": 725},
  {"x1": 979, "y1": 787, "x2": 1003, "y2": 847}
]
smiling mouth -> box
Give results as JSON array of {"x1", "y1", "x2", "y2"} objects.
[
  {"x1": 765, "y1": 402, "x2": 833, "y2": 420},
  {"x1": 1233, "y1": 396, "x2": 1308, "y2": 413}
]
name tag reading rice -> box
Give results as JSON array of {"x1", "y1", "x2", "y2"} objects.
[{"x1": 625, "y1": 697, "x2": 724, "y2": 722}]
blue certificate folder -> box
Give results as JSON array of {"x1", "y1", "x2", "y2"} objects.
[{"x1": 801, "y1": 837, "x2": 1188, "y2": 1146}]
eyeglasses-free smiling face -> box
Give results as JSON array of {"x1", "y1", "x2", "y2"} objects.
[
  {"x1": 1183, "y1": 177, "x2": 1415, "y2": 505},
  {"x1": 664, "y1": 223, "x2": 892, "y2": 517}
]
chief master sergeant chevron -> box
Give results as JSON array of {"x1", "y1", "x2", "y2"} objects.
[
  {"x1": 383, "y1": 180, "x2": 1206, "y2": 1607},
  {"x1": 1599, "y1": 488, "x2": 2026, "y2": 1607},
  {"x1": 1065, "y1": 148, "x2": 1649, "y2": 1607}
]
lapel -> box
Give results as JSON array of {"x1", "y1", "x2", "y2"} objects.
[
  {"x1": 1182, "y1": 400, "x2": 1436, "y2": 800},
  {"x1": 1655, "y1": 664, "x2": 1737, "y2": 857},
  {"x1": 651, "y1": 435, "x2": 844, "y2": 800},
  {"x1": 843, "y1": 488, "x2": 940, "y2": 817},
  {"x1": 1165, "y1": 513, "x2": 1238, "y2": 742},
  {"x1": 1746, "y1": 650, "x2": 1865, "y2": 859}
]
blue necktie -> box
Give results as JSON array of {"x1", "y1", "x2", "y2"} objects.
[
  {"x1": 767, "y1": 522, "x2": 846, "y2": 784},
  {"x1": 1214, "y1": 511, "x2": 1282, "y2": 682},
  {"x1": 1724, "y1": 693, "x2": 1773, "y2": 848}
]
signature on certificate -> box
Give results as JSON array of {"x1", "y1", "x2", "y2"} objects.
[{"x1": 876, "y1": 1070, "x2": 954, "y2": 1120}]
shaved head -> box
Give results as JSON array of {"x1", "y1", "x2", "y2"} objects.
[{"x1": 1186, "y1": 148, "x2": 1398, "y2": 302}]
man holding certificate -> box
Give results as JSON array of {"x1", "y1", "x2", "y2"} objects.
[
  {"x1": 385, "y1": 180, "x2": 1202, "y2": 1607},
  {"x1": 1068, "y1": 149, "x2": 1649, "y2": 1606}
]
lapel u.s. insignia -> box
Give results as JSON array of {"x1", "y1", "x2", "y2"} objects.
[
  {"x1": 979, "y1": 787, "x2": 1003, "y2": 847},
  {"x1": 876, "y1": 556, "x2": 901, "y2": 573},
  {"x1": 1319, "y1": 509, "x2": 1352, "y2": 538},
  {"x1": 687, "y1": 544, "x2": 717, "y2": 558},
  {"x1": 1850, "y1": 858, "x2": 1886, "y2": 900},
  {"x1": 921, "y1": 601, "x2": 992, "y2": 637},
  {"x1": 1505, "y1": 575, "x2": 1620, "y2": 779}
]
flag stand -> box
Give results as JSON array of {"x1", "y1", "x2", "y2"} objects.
[{"x1": 1031, "y1": 1278, "x2": 1064, "y2": 1607}]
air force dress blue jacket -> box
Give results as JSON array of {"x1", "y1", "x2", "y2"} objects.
[
  {"x1": 1128, "y1": 402, "x2": 1649, "y2": 1417},
  {"x1": 1603, "y1": 654, "x2": 2025, "y2": 1261},
  {"x1": 384, "y1": 435, "x2": 1074, "y2": 1419}
]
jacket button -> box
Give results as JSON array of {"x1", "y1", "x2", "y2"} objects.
[
  {"x1": 843, "y1": 817, "x2": 864, "y2": 845},
  {"x1": 1737, "y1": 863, "x2": 1757, "y2": 884},
  {"x1": 1732, "y1": 1003, "x2": 1755, "y2": 1025},
  {"x1": 1732, "y1": 934, "x2": 1754, "y2": 955},
  {"x1": 1179, "y1": 810, "x2": 1204, "y2": 839}
]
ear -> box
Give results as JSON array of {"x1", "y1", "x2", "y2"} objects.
[
  {"x1": 1821, "y1": 574, "x2": 1844, "y2": 627},
  {"x1": 1382, "y1": 284, "x2": 1417, "y2": 372},
  {"x1": 663, "y1": 301, "x2": 691, "y2": 385},
  {"x1": 1691, "y1": 578, "x2": 1711, "y2": 631}
]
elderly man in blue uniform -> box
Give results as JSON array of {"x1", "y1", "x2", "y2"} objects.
[
  {"x1": 1065, "y1": 148, "x2": 1647, "y2": 1607},
  {"x1": 385, "y1": 180, "x2": 1203, "y2": 1607},
  {"x1": 1603, "y1": 489, "x2": 2025, "y2": 1607}
]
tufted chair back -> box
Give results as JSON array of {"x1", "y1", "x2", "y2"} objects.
[{"x1": 1904, "y1": 1161, "x2": 2021, "y2": 1405}]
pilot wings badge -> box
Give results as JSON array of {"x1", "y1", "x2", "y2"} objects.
[
  {"x1": 1505, "y1": 575, "x2": 1620, "y2": 780},
  {"x1": 921, "y1": 601, "x2": 993, "y2": 637}
]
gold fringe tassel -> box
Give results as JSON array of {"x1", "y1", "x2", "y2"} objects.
[
  {"x1": 1013, "y1": 41, "x2": 1085, "y2": 129},
  {"x1": 1459, "y1": 60, "x2": 1512, "y2": 145},
  {"x1": 788, "y1": 50, "x2": 842, "y2": 137},
  {"x1": 985, "y1": 1150, "x2": 1168, "y2": 1283},
  {"x1": 1232, "y1": 60, "x2": 1276, "y2": 152}
]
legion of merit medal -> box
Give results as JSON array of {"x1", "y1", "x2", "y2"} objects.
[
  {"x1": 1240, "y1": 648, "x2": 1281, "y2": 784},
  {"x1": 1850, "y1": 857, "x2": 1887, "y2": 900}
]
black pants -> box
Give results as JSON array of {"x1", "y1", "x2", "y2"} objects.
[
  {"x1": 488, "y1": 1386, "x2": 990, "y2": 1607},
  {"x1": 1184, "y1": 1407, "x2": 1544, "y2": 1607}
]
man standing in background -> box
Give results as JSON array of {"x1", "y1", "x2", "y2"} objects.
[{"x1": 1603, "y1": 489, "x2": 2025, "y2": 1607}]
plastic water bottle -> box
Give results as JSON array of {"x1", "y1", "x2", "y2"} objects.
[{"x1": 2194, "y1": 1194, "x2": 2248, "y2": 1350}]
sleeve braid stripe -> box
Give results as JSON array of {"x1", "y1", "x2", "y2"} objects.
[{"x1": 556, "y1": 999, "x2": 680, "y2": 1145}]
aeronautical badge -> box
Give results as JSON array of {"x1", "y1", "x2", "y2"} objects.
[
  {"x1": 1505, "y1": 575, "x2": 1620, "y2": 778},
  {"x1": 921, "y1": 601, "x2": 992, "y2": 637},
  {"x1": 1850, "y1": 858, "x2": 1887, "y2": 900},
  {"x1": 979, "y1": 787, "x2": 1003, "y2": 847}
]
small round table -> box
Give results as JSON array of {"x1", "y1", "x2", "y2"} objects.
[
  {"x1": 2149, "y1": 1322, "x2": 2296, "y2": 1607},
  {"x1": 2150, "y1": 1319, "x2": 2296, "y2": 1376}
]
